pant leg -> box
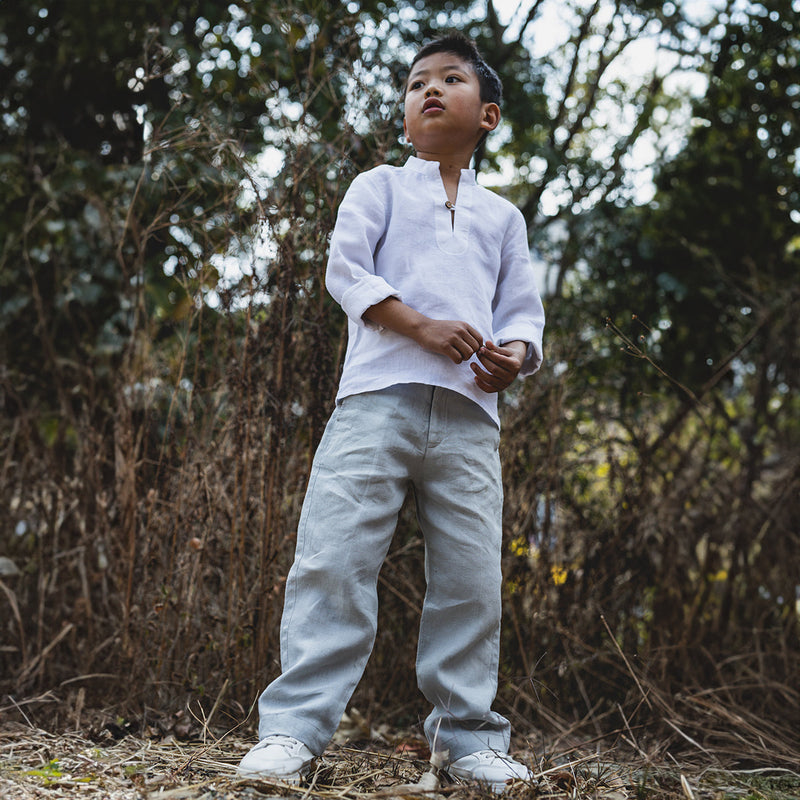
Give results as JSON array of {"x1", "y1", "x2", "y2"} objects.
[
  {"x1": 256, "y1": 388, "x2": 420, "y2": 754},
  {"x1": 413, "y1": 388, "x2": 511, "y2": 763}
]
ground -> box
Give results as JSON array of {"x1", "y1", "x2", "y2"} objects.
[{"x1": 2, "y1": 715, "x2": 799, "y2": 800}]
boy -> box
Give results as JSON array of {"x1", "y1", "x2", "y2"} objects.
[{"x1": 237, "y1": 33, "x2": 545, "y2": 793}]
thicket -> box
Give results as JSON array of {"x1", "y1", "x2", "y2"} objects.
[{"x1": 1, "y1": 0, "x2": 798, "y2": 766}]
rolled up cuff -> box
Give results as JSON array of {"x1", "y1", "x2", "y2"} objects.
[{"x1": 341, "y1": 277, "x2": 402, "y2": 330}]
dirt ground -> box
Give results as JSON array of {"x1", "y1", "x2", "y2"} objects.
[{"x1": 2, "y1": 713, "x2": 799, "y2": 800}]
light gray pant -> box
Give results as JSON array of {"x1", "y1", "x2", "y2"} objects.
[{"x1": 257, "y1": 383, "x2": 511, "y2": 762}]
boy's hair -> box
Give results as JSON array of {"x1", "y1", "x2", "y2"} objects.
[{"x1": 409, "y1": 33, "x2": 503, "y2": 108}]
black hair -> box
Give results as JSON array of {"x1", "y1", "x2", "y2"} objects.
[
  {"x1": 409, "y1": 33, "x2": 503, "y2": 108},
  {"x1": 407, "y1": 33, "x2": 502, "y2": 165}
]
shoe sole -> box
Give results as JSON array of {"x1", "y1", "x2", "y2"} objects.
[
  {"x1": 446, "y1": 769, "x2": 527, "y2": 794},
  {"x1": 236, "y1": 764, "x2": 311, "y2": 784},
  {"x1": 237, "y1": 770, "x2": 305, "y2": 784}
]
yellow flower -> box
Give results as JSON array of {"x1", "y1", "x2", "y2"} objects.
[
  {"x1": 551, "y1": 565, "x2": 568, "y2": 585},
  {"x1": 509, "y1": 535, "x2": 529, "y2": 557}
]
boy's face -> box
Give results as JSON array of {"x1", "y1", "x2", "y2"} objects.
[{"x1": 403, "y1": 52, "x2": 499, "y2": 159}]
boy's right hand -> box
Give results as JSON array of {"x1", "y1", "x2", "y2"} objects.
[
  {"x1": 363, "y1": 297, "x2": 482, "y2": 364},
  {"x1": 414, "y1": 318, "x2": 483, "y2": 364}
]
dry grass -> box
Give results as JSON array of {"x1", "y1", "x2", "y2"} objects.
[{"x1": 2, "y1": 710, "x2": 800, "y2": 800}]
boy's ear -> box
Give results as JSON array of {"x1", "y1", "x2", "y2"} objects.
[
  {"x1": 403, "y1": 116, "x2": 414, "y2": 146},
  {"x1": 480, "y1": 102, "x2": 501, "y2": 133}
]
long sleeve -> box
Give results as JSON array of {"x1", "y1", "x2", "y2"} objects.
[
  {"x1": 492, "y1": 209, "x2": 545, "y2": 376},
  {"x1": 325, "y1": 174, "x2": 401, "y2": 329}
]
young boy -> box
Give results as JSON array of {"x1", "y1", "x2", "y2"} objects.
[{"x1": 237, "y1": 33, "x2": 545, "y2": 793}]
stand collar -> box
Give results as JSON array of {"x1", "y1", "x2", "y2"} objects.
[{"x1": 404, "y1": 155, "x2": 476, "y2": 184}]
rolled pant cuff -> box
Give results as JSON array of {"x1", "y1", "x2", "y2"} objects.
[{"x1": 257, "y1": 713, "x2": 330, "y2": 757}]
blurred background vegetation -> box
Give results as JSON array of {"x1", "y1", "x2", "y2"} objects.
[{"x1": 1, "y1": 0, "x2": 798, "y2": 766}]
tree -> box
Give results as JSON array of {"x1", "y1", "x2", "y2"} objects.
[{"x1": 496, "y1": 0, "x2": 799, "y2": 746}]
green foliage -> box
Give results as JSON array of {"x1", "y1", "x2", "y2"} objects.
[{"x1": 584, "y1": 0, "x2": 800, "y2": 391}]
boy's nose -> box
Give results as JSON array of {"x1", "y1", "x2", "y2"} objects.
[{"x1": 425, "y1": 85, "x2": 441, "y2": 97}]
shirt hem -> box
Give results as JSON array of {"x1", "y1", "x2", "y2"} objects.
[{"x1": 335, "y1": 379, "x2": 500, "y2": 428}]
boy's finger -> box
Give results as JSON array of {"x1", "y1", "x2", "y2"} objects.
[
  {"x1": 473, "y1": 374, "x2": 508, "y2": 394},
  {"x1": 473, "y1": 371, "x2": 498, "y2": 392},
  {"x1": 471, "y1": 362, "x2": 506, "y2": 388},
  {"x1": 477, "y1": 350, "x2": 512, "y2": 375},
  {"x1": 478, "y1": 343, "x2": 512, "y2": 362},
  {"x1": 471, "y1": 363, "x2": 492, "y2": 382},
  {"x1": 482, "y1": 340, "x2": 509, "y2": 355},
  {"x1": 468, "y1": 326, "x2": 484, "y2": 346},
  {"x1": 455, "y1": 325, "x2": 481, "y2": 352}
]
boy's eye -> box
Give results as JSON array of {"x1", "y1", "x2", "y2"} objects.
[
  {"x1": 409, "y1": 80, "x2": 424, "y2": 90},
  {"x1": 445, "y1": 75, "x2": 461, "y2": 83}
]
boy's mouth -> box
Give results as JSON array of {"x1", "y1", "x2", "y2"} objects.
[{"x1": 422, "y1": 98, "x2": 445, "y2": 113}]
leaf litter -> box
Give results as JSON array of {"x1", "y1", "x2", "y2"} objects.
[{"x1": 2, "y1": 713, "x2": 799, "y2": 800}]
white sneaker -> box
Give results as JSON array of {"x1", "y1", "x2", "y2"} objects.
[
  {"x1": 445, "y1": 750, "x2": 533, "y2": 793},
  {"x1": 236, "y1": 734, "x2": 315, "y2": 783}
]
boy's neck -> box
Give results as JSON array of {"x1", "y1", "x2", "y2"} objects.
[
  {"x1": 414, "y1": 150, "x2": 472, "y2": 173},
  {"x1": 414, "y1": 151, "x2": 472, "y2": 203}
]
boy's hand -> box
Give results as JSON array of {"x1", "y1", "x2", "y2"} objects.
[
  {"x1": 471, "y1": 340, "x2": 527, "y2": 393},
  {"x1": 363, "y1": 298, "x2": 482, "y2": 364},
  {"x1": 416, "y1": 318, "x2": 483, "y2": 364}
]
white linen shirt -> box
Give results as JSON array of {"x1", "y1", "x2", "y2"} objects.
[{"x1": 325, "y1": 155, "x2": 545, "y2": 427}]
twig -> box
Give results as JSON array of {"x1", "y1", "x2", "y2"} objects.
[
  {"x1": 616, "y1": 703, "x2": 648, "y2": 760},
  {"x1": 3, "y1": 695, "x2": 36, "y2": 728},
  {"x1": 600, "y1": 614, "x2": 653, "y2": 710},
  {"x1": 18, "y1": 623, "x2": 76, "y2": 684},
  {"x1": 604, "y1": 316, "x2": 703, "y2": 406},
  {"x1": 202, "y1": 677, "x2": 229, "y2": 744},
  {"x1": 663, "y1": 718, "x2": 718, "y2": 761}
]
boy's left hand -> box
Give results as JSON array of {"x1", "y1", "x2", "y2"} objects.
[{"x1": 471, "y1": 340, "x2": 527, "y2": 393}]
